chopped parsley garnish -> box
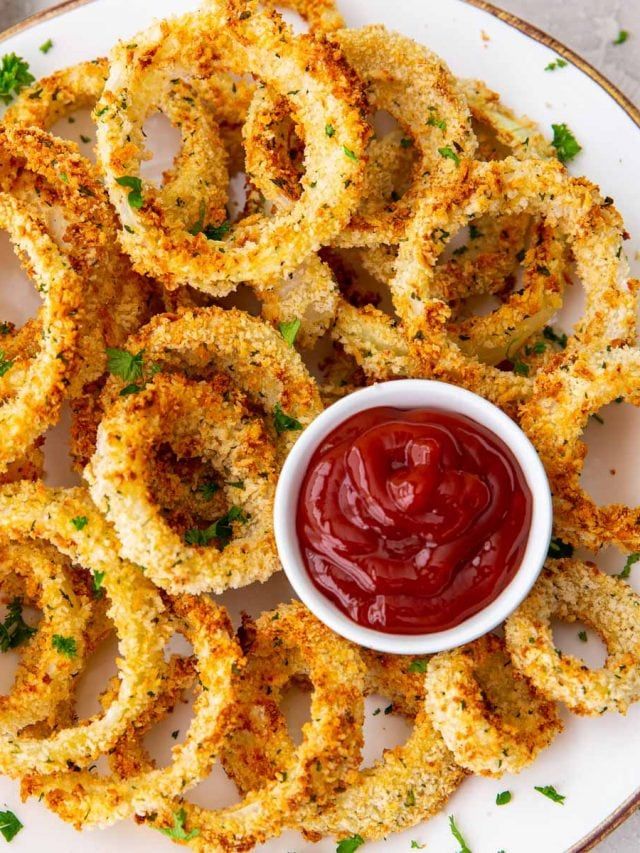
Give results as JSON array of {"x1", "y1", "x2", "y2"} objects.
[
  {"x1": 613, "y1": 30, "x2": 629, "y2": 45},
  {"x1": 618, "y1": 552, "x2": 640, "y2": 580},
  {"x1": 39, "y1": 39, "x2": 54, "y2": 54},
  {"x1": 0, "y1": 809, "x2": 23, "y2": 842},
  {"x1": 407, "y1": 659, "x2": 428, "y2": 673},
  {"x1": 71, "y1": 515, "x2": 88, "y2": 531},
  {"x1": 438, "y1": 146, "x2": 460, "y2": 166},
  {"x1": 0, "y1": 323, "x2": 12, "y2": 336},
  {"x1": 469, "y1": 223, "x2": 483, "y2": 240},
  {"x1": 343, "y1": 145, "x2": 358, "y2": 160},
  {"x1": 336, "y1": 834, "x2": 364, "y2": 853},
  {"x1": 548, "y1": 537, "x2": 574, "y2": 559},
  {"x1": 197, "y1": 481, "x2": 220, "y2": 500},
  {"x1": 551, "y1": 123, "x2": 582, "y2": 163},
  {"x1": 226, "y1": 480, "x2": 245, "y2": 489},
  {"x1": 400, "y1": 137, "x2": 413, "y2": 148},
  {"x1": 545, "y1": 57, "x2": 567, "y2": 71},
  {"x1": 535, "y1": 784, "x2": 565, "y2": 804},
  {"x1": 578, "y1": 630, "x2": 588, "y2": 642},
  {"x1": 52, "y1": 634, "x2": 77, "y2": 658},
  {"x1": 384, "y1": 704, "x2": 393, "y2": 715},
  {"x1": 279, "y1": 318, "x2": 301, "y2": 347},
  {"x1": 496, "y1": 790, "x2": 512, "y2": 805},
  {"x1": 543, "y1": 325, "x2": 568, "y2": 348},
  {"x1": 203, "y1": 220, "x2": 231, "y2": 241},
  {"x1": 512, "y1": 359, "x2": 530, "y2": 377},
  {"x1": 405, "y1": 789, "x2": 416, "y2": 807},
  {"x1": 158, "y1": 808, "x2": 200, "y2": 841},
  {"x1": 106, "y1": 347, "x2": 144, "y2": 383},
  {"x1": 410, "y1": 843, "x2": 425, "y2": 850},
  {"x1": 0, "y1": 599, "x2": 35, "y2": 652},
  {"x1": 427, "y1": 112, "x2": 446, "y2": 131},
  {"x1": 115, "y1": 175, "x2": 144, "y2": 208},
  {"x1": 448, "y1": 815, "x2": 472, "y2": 852},
  {"x1": 0, "y1": 351, "x2": 13, "y2": 378},
  {"x1": 184, "y1": 506, "x2": 248, "y2": 547},
  {"x1": 92, "y1": 571, "x2": 105, "y2": 598},
  {"x1": 0, "y1": 54, "x2": 34, "y2": 104},
  {"x1": 106, "y1": 347, "x2": 159, "y2": 395},
  {"x1": 273, "y1": 402, "x2": 303, "y2": 435},
  {"x1": 80, "y1": 134, "x2": 91, "y2": 144},
  {"x1": 325, "y1": 124, "x2": 335, "y2": 137}
]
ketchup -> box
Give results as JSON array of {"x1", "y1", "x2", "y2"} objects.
[{"x1": 296, "y1": 407, "x2": 532, "y2": 634}]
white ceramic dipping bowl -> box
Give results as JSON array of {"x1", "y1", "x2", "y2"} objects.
[{"x1": 274, "y1": 379, "x2": 552, "y2": 654}]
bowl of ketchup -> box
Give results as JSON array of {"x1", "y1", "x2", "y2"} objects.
[{"x1": 274, "y1": 380, "x2": 552, "y2": 654}]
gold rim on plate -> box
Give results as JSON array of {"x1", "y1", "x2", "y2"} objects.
[{"x1": 0, "y1": 0, "x2": 638, "y2": 849}]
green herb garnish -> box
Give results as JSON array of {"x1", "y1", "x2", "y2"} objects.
[
  {"x1": 534, "y1": 784, "x2": 565, "y2": 804},
  {"x1": 496, "y1": 791, "x2": 511, "y2": 805},
  {"x1": 115, "y1": 175, "x2": 143, "y2": 208},
  {"x1": 449, "y1": 815, "x2": 472, "y2": 852},
  {"x1": 619, "y1": 552, "x2": 640, "y2": 580},
  {"x1": 158, "y1": 808, "x2": 200, "y2": 841},
  {"x1": 0, "y1": 54, "x2": 34, "y2": 104},
  {"x1": 279, "y1": 318, "x2": 301, "y2": 347},
  {"x1": 52, "y1": 634, "x2": 77, "y2": 658},
  {"x1": 551, "y1": 123, "x2": 582, "y2": 163},
  {"x1": 71, "y1": 516, "x2": 88, "y2": 531},
  {"x1": 613, "y1": 30, "x2": 629, "y2": 45},
  {"x1": 0, "y1": 810, "x2": 23, "y2": 842},
  {"x1": 407, "y1": 659, "x2": 428, "y2": 673},
  {"x1": 438, "y1": 146, "x2": 460, "y2": 166},
  {"x1": 336, "y1": 835, "x2": 364, "y2": 853},
  {"x1": 0, "y1": 599, "x2": 35, "y2": 652},
  {"x1": 548, "y1": 537, "x2": 574, "y2": 559},
  {"x1": 273, "y1": 403, "x2": 303, "y2": 435}
]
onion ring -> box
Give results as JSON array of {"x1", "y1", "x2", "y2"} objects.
[
  {"x1": 96, "y1": 1, "x2": 371, "y2": 291},
  {"x1": 520, "y1": 345, "x2": 640, "y2": 551},
  {"x1": 424, "y1": 633, "x2": 562, "y2": 777},
  {"x1": 505, "y1": 560, "x2": 640, "y2": 716},
  {"x1": 0, "y1": 482, "x2": 169, "y2": 776},
  {"x1": 87, "y1": 372, "x2": 279, "y2": 595}
]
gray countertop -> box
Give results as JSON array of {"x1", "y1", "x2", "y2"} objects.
[{"x1": 0, "y1": 0, "x2": 638, "y2": 850}]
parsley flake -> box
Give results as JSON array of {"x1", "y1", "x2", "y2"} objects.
[
  {"x1": 158, "y1": 808, "x2": 200, "y2": 842},
  {"x1": 0, "y1": 54, "x2": 34, "y2": 104},
  {"x1": 115, "y1": 175, "x2": 144, "y2": 208},
  {"x1": 336, "y1": 834, "x2": 364, "y2": 853},
  {"x1": 438, "y1": 146, "x2": 460, "y2": 166},
  {"x1": 106, "y1": 347, "x2": 144, "y2": 383},
  {"x1": 535, "y1": 784, "x2": 565, "y2": 804},
  {"x1": 71, "y1": 515, "x2": 88, "y2": 531},
  {"x1": 52, "y1": 634, "x2": 77, "y2": 658},
  {"x1": 203, "y1": 220, "x2": 231, "y2": 241},
  {"x1": 410, "y1": 842, "x2": 425, "y2": 850},
  {"x1": 0, "y1": 810, "x2": 23, "y2": 842},
  {"x1": 545, "y1": 57, "x2": 568, "y2": 71},
  {"x1": 407, "y1": 659, "x2": 428, "y2": 673},
  {"x1": 449, "y1": 815, "x2": 472, "y2": 852},
  {"x1": 273, "y1": 403, "x2": 303, "y2": 435},
  {"x1": 543, "y1": 325, "x2": 568, "y2": 348},
  {"x1": 325, "y1": 124, "x2": 335, "y2": 137},
  {"x1": 0, "y1": 351, "x2": 13, "y2": 378},
  {"x1": 578, "y1": 630, "x2": 588, "y2": 642},
  {"x1": 551, "y1": 123, "x2": 582, "y2": 163},
  {"x1": 279, "y1": 318, "x2": 301, "y2": 347},
  {"x1": 619, "y1": 552, "x2": 640, "y2": 580},
  {"x1": 197, "y1": 481, "x2": 220, "y2": 500},
  {"x1": 343, "y1": 146, "x2": 358, "y2": 160},
  {"x1": 184, "y1": 506, "x2": 248, "y2": 547},
  {"x1": 613, "y1": 30, "x2": 629, "y2": 45},
  {"x1": 0, "y1": 599, "x2": 35, "y2": 652},
  {"x1": 92, "y1": 571, "x2": 105, "y2": 598},
  {"x1": 39, "y1": 39, "x2": 54, "y2": 54},
  {"x1": 496, "y1": 790, "x2": 511, "y2": 805}
]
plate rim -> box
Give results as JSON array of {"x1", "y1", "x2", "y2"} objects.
[{"x1": 0, "y1": 0, "x2": 638, "y2": 849}]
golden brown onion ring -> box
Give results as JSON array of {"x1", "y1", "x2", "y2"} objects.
[
  {"x1": 424, "y1": 634, "x2": 562, "y2": 777},
  {"x1": 505, "y1": 560, "x2": 640, "y2": 716}
]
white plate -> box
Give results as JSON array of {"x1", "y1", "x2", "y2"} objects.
[{"x1": 1, "y1": 1, "x2": 640, "y2": 851}]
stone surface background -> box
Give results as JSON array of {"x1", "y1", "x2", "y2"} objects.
[{"x1": 0, "y1": 0, "x2": 638, "y2": 849}]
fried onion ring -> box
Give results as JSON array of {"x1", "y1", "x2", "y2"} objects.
[
  {"x1": 0, "y1": 482, "x2": 169, "y2": 776},
  {"x1": 505, "y1": 560, "x2": 640, "y2": 716},
  {"x1": 96, "y1": 1, "x2": 370, "y2": 291},
  {"x1": 87, "y1": 372, "x2": 279, "y2": 594},
  {"x1": 424, "y1": 633, "x2": 562, "y2": 777}
]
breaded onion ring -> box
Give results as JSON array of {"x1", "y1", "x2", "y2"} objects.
[
  {"x1": 22, "y1": 595, "x2": 240, "y2": 829},
  {"x1": 220, "y1": 644, "x2": 463, "y2": 841},
  {"x1": 520, "y1": 346, "x2": 640, "y2": 551},
  {"x1": 245, "y1": 25, "x2": 475, "y2": 247},
  {"x1": 96, "y1": 1, "x2": 371, "y2": 291},
  {"x1": 0, "y1": 482, "x2": 169, "y2": 776},
  {"x1": 0, "y1": 193, "x2": 82, "y2": 474},
  {"x1": 424, "y1": 634, "x2": 562, "y2": 777},
  {"x1": 98, "y1": 307, "x2": 323, "y2": 462},
  {"x1": 505, "y1": 560, "x2": 640, "y2": 716},
  {"x1": 392, "y1": 157, "x2": 636, "y2": 410},
  {"x1": 87, "y1": 373, "x2": 279, "y2": 594}
]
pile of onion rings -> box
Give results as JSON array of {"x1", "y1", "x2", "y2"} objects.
[{"x1": 0, "y1": 0, "x2": 638, "y2": 848}]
